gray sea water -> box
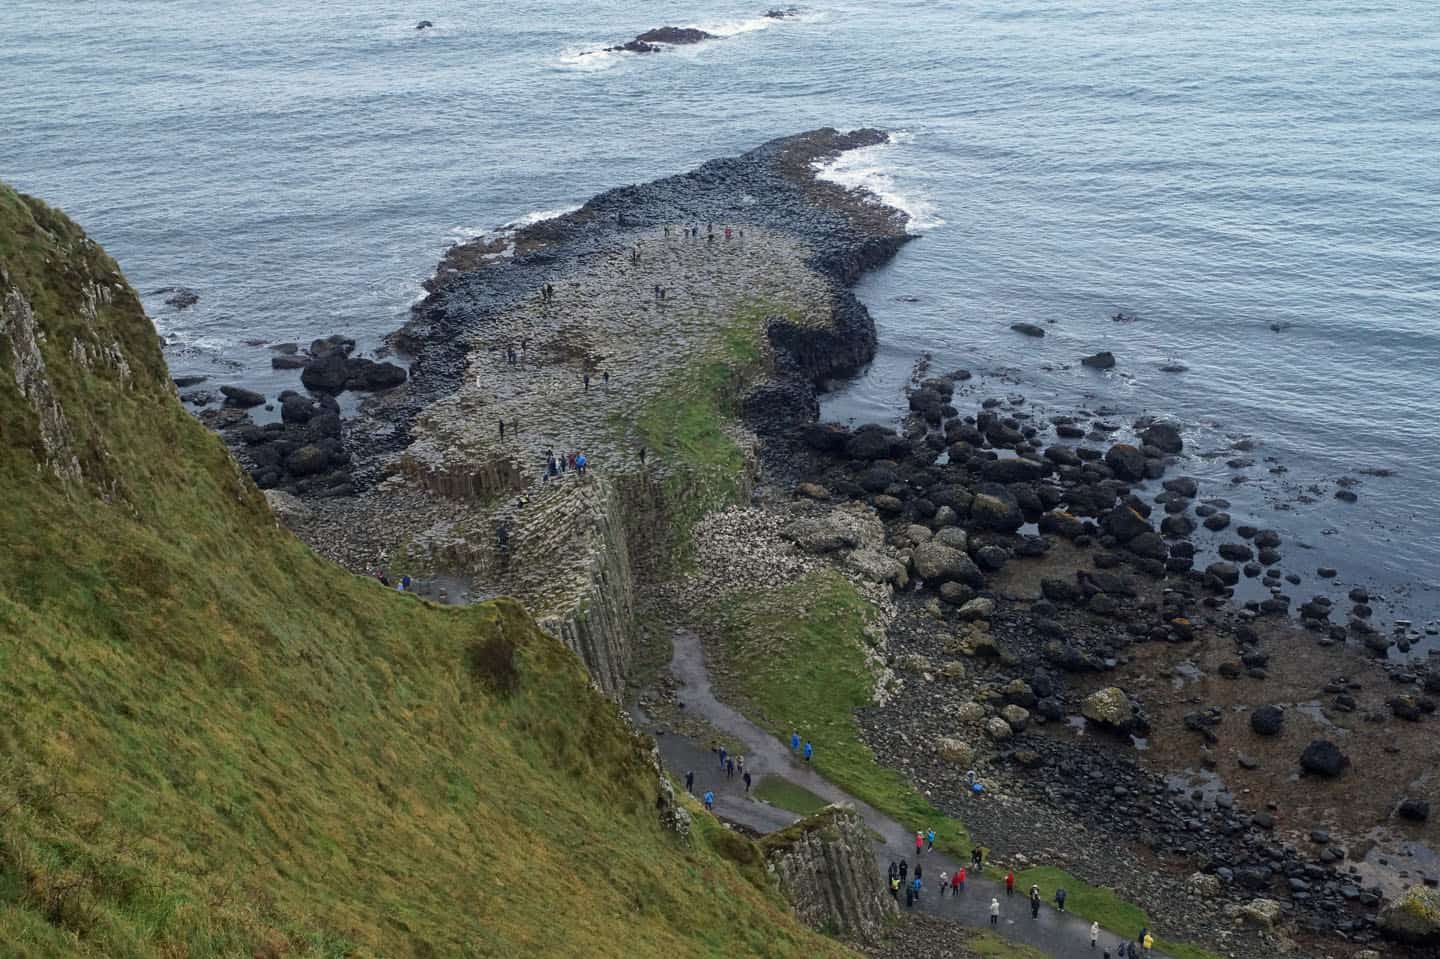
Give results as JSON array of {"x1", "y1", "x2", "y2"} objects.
[{"x1": 3, "y1": 0, "x2": 1437, "y2": 636}]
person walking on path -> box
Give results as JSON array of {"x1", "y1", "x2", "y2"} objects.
[
  {"x1": 989, "y1": 898, "x2": 1000, "y2": 927},
  {"x1": 638, "y1": 446, "x2": 647, "y2": 465},
  {"x1": 1090, "y1": 921, "x2": 1100, "y2": 949},
  {"x1": 888, "y1": 862, "x2": 897, "y2": 883},
  {"x1": 576, "y1": 452, "x2": 587, "y2": 476},
  {"x1": 1142, "y1": 933, "x2": 1154, "y2": 956},
  {"x1": 602, "y1": 370, "x2": 610, "y2": 388},
  {"x1": 926, "y1": 828, "x2": 936, "y2": 851},
  {"x1": 1029, "y1": 886, "x2": 1041, "y2": 920},
  {"x1": 911, "y1": 876, "x2": 921, "y2": 900},
  {"x1": 1005, "y1": 871, "x2": 1015, "y2": 896},
  {"x1": 914, "y1": 864, "x2": 922, "y2": 883},
  {"x1": 790, "y1": 731, "x2": 800, "y2": 752},
  {"x1": 725, "y1": 757, "x2": 734, "y2": 780},
  {"x1": 717, "y1": 746, "x2": 727, "y2": 770},
  {"x1": 802, "y1": 741, "x2": 813, "y2": 763},
  {"x1": 890, "y1": 876, "x2": 900, "y2": 900},
  {"x1": 972, "y1": 846, "x2": 985, "y2": 870},
  {"x1": 742, "y1": 771, "x2": 752, "y2": 793},
  {"x1": 1054, "y1": 887, "x2": 1067, "y2": 912},
  {"x1": 498, "y1": 419, "x2": 505, "y2": 440},
  {"x1": 703, "y1": 790, "x2": 714, "y2": 811},
  {"x1": 956, "y1": 867, "x2": 965, "y2": 893},
  {"x1": 583, "y1": 372, "x2": 590, "y2": 391},
  {"x1": 898, "y1": 859, "x2": 907, "y2": 883},
  {"x1": 736, "y1": 755, "x2": 744, "y2": 775},
  {"x1": 684, "y1": 770, "x2": 694, "y2": 794},
  {"x1": 938, "y1": 871, "x2": 948, "y2": 897},
  {"x1": 905, "y1": 886, "x2": 914, "y2": 909}
]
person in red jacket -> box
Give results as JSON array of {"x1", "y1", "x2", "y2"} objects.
[
  {"x1": 1005, "y1": 871, "x2": 1015, "y2": 896},
  {"x1": 952, "y1": 868, "x2": 963, "y2": 893}
]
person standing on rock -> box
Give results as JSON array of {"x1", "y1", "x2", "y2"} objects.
[
  {"x1": 1005, "y1": 870, "x2": 1014, "y2": 896},
  {"x1": 989, "y1": 898, "x2": 1000, "y2": 926},
  {"x1": 742, "y1": 771, "x2": 751, "y2": 793},
  {"x1": 685, "y1": 770, "x2": 694, "y2": 794},
  {"x1": 724, "y1": 226, "x2": 732, "y2": 240},
  {"x1": 926, "y1": 828, "x2": 935, "y2": 851},
  {"x1": 803, "y1": 741, "x2": 813, "y2": 763},
  {"x1": 1090, "y1": 921, "x2": 1099, "y2": 949},
  {"x1": 888, "y1": 861, "x2": 897, "y2": 882}
]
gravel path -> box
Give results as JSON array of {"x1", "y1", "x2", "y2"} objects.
[{"x1": 649, "y1": 628, "x2": 1170, "y2": 959}]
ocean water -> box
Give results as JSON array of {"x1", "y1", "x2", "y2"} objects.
[{"x1": 3, "y1": 0, "x2": 1437, "y2": 633}]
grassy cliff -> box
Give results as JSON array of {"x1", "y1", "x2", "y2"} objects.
[{"x1": 0, "y1": 186, "x2": 857, "y2": 958}]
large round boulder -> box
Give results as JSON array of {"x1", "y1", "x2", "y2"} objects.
[
  {"x1": 937, "y1": 737, "x2": 975, "y2": 766},
  {"x1": 1299, "y1": 739, "x2": 1349, "y2": 778},
  {"x1": 1250, "y1": 705, "x2": 1285, "y2": 736},
  {"x1": 1082, "y1": 687, "x2": 1147, "y2": 735},
  {"x1": 1379, "y1": 885, "x2": 1440, "y2": 944},
  {"x1": 911, "y1": 542, "x2": 984, "y2": 587},
  {"x1": 1104, "y1": 444, "x2": 1146, "y2": 481},
  {"x1": 1140, "y1": 423, "x2": 1184, "y2": 454},
  {"x1": 1102, "y1": 506, "x2": 1153, "y2": 543},
  {"x1": 969, "y1": 485, "x2": 1024, "y2": 532}
]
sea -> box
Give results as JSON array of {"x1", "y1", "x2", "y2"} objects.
[{"x1": 3, "y1": 0, "x2": 1437, "y2": 638}]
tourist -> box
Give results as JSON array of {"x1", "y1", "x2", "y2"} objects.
[
  {"x1": 888, "y1": 862, "x2": 897, "y2": 882},
  {"x1": 1142, "y1": 932, "x2": 1153, "y2": 956},
  {"x1": 898, "y1": 859, "x2": 907, "y2": 882},
  {"x1": 914, "y1": 863, "x2": 922, "y2": 882},
  {"x1": 790, "y1": 731, "x2": 800, "y2": 752},
  {"x1": 1127, "y1": 943, "x2": 1138, "y2": 959},
  {"x1": 654, "y1": 283, "x2": 661, "y2": 299},
  {"x1": 736, "y1": 755, "x2": 744, "y2": 774},
  {"x1": 724, "y1": 226, "x2": 731, "y2": 240},
  {"x1": 576, "y1": 452, "x2": 587, "y2": 475},
  {"x1": 938, "y1": 871, "x2": 948, "y2": 897},
  {"x1": 911, "y1": 876, "x2": 921, "y2": 900},
  {"x1": 725, "y1": 757, "x2": 734, "y2": 779},
  {"x1": 1054, "y1": 887, "x2": 1067, "y2": 912},
  {"x1": 915, "y1": 831, "x2": 923, "y2": 855},
  {"x1": 498, "y1": 419, "x2": 505, "y2": 440},
  {"x1": 802, "y1": 741, "x2": 813, "y2": 763},
  {"x1": 638, "y1": 446, "x2": 646, "y2": 465},
  {"x1": 926, "y1": 828, "x2": 936, "y2": 851},
  {"x1": 375, "y1": 569, "x2": 390, "y2": 587},
  {"x1": 1091, "y1": 921, "x2": 1100, "y2": 949},
  {"x1": 718, "y1": 746, "x2": 727, "y2": 770},
  {"x1": 703, "y1": 790, "x2": 714, "y2": 811},
  {"x1": 1029, "y1": 885, "x2": 1040, "y2": 920},
  {"x1": 956, "y1": 867, "x2": 965, "y2": 892},
  {"x1": 399, "y1": 575, "x2": 412, "y2": 591},
  {"x1": 496, "y1": 524, "x2": 509, "y2": 551},
  {"x1": 583, "y1": 372, "x2": 590, "y2": 391},
  {"x1": 989, "y1": 898, "x2": 1000, "y2": 926},
  {"x1": 1005, "y1": 870, "x2": 1014, "y2": 896},
  {"x1": 743, "y1": 771, "x2": 751, "y2": 792},
  {"x1": 972, "y1": 846, "x2": 984, "y2": 869},
  {"x1": 890, "y1": 876, "x2": 900, "y2": 900},
  {"x1": 685, "y1": 770, "x2": 694, "y2": 794},
  {"x1": 905, "y1": 886, "x2": 914, "y2": 909},
  {"x1": 602, "y1": 369, "x2": 610, "y2": 387}
]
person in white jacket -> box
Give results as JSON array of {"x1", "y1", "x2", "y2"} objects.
[
  {"x1": 990, "y1": 898, "x2": 1001, "y2": 927},
  {"x1": 1091, "y1": 921, "x2": 1100, "y2": 949}
]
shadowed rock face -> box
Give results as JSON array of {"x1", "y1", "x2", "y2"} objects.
[{"x1": 764, "y1": 806, "x2": 897, "y2": 943}]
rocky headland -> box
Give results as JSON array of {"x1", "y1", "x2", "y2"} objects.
[{"x1": 222, "y1": 129, "x2": 1440, "y2": 956}]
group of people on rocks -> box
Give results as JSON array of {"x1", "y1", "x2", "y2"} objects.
[{"x1": 544, "y1": 448, "x2": 587, "y2": 479}]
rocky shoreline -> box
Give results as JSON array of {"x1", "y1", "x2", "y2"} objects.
[{"x1": 210, "y1": 129, "x2": 1440, "y2": 954}]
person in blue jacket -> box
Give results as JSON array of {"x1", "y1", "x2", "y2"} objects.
[
  {"x1": 791, "y1": 731, "x2": 800, "y2": 752},
  {"x1": 703, "y1": 791, "x2": 714, "y2": 811},
  {"x1": 803, "y1": 741, "x2": 813, "y2": 763}
]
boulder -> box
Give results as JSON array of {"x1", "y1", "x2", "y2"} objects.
[
  {"x1": 1205, "y1": 562, "x2": 1240, "y2": 587},
  {"x1": 1186, "y1": 873, "x2": 1223, "y2": 899},
  {"x1": 981, "y1": 457, "x2": 1047, "y2": 484},
  {"x1": 1082, "y1": 687, "x2": 1146, "y2": 735},
  {"x1": 844, "y1": 550, "x2": 908, "y2": 588},
  {"x1": 937, "y1": 738, "x2": 975, "y2": 766},
  {"x1": 1379, "y1": 885, "x2": 1440, "y2": 944},
  {"x1": 1239, "y1": 899, "x2": 1284, "y2": 928},
  {"x1": 1104, "y1": 444, "x2": 1146, "y2": 481},
  {"x1": 1081, "y1": 351, "x2": 1116, "y2": 369},
  {"x1": 1010, "y1": 323, "x2": 1045, "y2": 337},
  {"x1": 1102, "y1": 506, "x2": 1152, "y2": 543},
  {"x1": 955, "y1": 701, "x2": 987, "y2": 723},
  {"x1": 969, "y1": 487, "x2": 1024, "y2": 532},
  {"x1": 1250, "y1": 705, "x2": 1284, "y2": 736},
  {"x1": 783, "y1": 516, "x2": 861, "y2": 554},
  {"x1": 1399, "y1": 799, "x2": 1431, "y2": 822},
  {"x1": 220, "y1": 385, "x2": 265, "y2": 408},
  {"x1": 634, "y1": 26, "x2": 714, "y2": 44},
  {"x1": 796, "y1": 482, "x2": 830, "y2": 500},
  {"x1": 912, "y1": 542, "x2": 983, "y2": 587},
  {"x1": 1000, "y1": 704, "x2": 1030, "y2": 731},
  {"x1": 958, "y1": 597, "x2": 995, "y2": 621},
  {"x1": 984, "y1": 717, "x2": 1013, "y2": 741},
  {"x1": 301, "y1": 351, "x2": 350, "y2": 393},
  {"x1": 1299, "y1": 739, "x2": 1349, "y2": 778},
  {"x1": 345, "y1": 358, "x2": 407, "y2": 390},
  {"x1": 1141, "y1": 423, "x2": 1184, "y2": 454},
  {"x1": 285, "y1": 445, "x2": 330, "y2": 477}
]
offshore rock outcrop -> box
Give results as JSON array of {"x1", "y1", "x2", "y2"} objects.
[{"x1": 763, "y1": 805, "x2": 897, "y2": 943}]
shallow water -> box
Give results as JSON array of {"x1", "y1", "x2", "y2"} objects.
[{"x1": 2, "y1": 0, "x2": 1437, "y2": 633}]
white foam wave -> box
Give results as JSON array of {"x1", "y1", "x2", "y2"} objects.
[
  {"x1": 813, "y1": 131, "x2": 946, "y2": 233},
  {"x1": 500, "y1": 205, "x2": 582, "y2": 230},
  {"x1": 558, "y1": 47, "x2": 619, "y2": 71}
]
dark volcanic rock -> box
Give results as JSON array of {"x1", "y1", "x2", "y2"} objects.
[
  {"x1": 1399, "y1": 799, "x2": 1431, "y2": 822},
  {"x1": 1140, "y1": 422, "x2": 1183, "y2": 454},
  {"x1": 301, "y1": 352, "x2": 350, "y2": 393},
  {"x1": 1010, "y1": 323, "x2": 1045, "y2": 337},
  {"x1": 220, "y1": 385, "x2": 264, "y2": 408},
  {"x1": 1081, "y1": 351, "x2": 1116, "y2": 369},
  {"x1": 1250, "y1": 705, "x2": 1285, "y2": 736},
  {"x1": 1104, "y1": 443, "x2": 1146, "y2": 481},
  {"x1": 1300, "y1": 739, "x2": 1349, "y2": 778}
]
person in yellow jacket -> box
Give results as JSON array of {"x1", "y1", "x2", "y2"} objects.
[{"x1": 1142, "y1": 932, "x2": 1154, "y2": 954}]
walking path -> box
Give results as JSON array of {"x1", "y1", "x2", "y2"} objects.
[{"x1": 648, "y1": 629, "x2": 1168, "y2": 958}]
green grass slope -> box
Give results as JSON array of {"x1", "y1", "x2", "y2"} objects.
[{"x1": 0, "y1": 186, "x2": 857, "y2": 959}]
